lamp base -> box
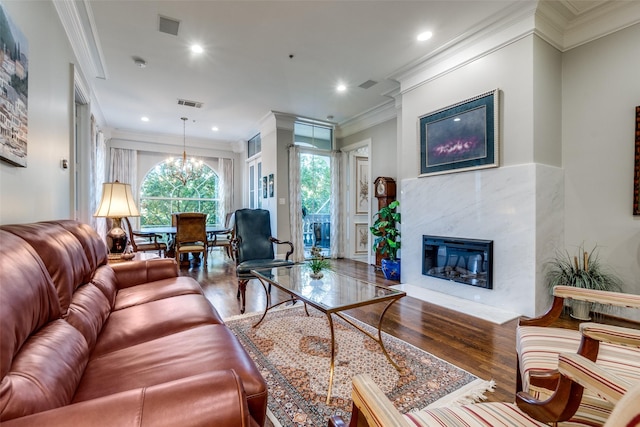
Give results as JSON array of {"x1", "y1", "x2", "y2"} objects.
[{"x1": 107, "y1": 221, "x2": 128, "y2": 254}]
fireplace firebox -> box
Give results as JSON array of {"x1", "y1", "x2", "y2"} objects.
[{"x1": 422, "y1": 235, "x2": 493, "y2": 289}]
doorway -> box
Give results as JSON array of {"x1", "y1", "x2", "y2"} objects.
[{"x1": 300, "y1": 151, "x2": 331, "y2": 257}]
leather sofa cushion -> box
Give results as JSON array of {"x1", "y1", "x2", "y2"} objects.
[
  {"x1": 66, "y1": 283, "x2": 113, "y2": 351},
  {"x1": 91, "y1": 294, "x2": 223, "y2": 358},
  {"x1": 0, "y1": 231, "x2": 61, "y2": 379},
  {"x1": 0, "y1": 371, "x2": 253, "y2": 427},
  {"x1": 112, "y1": 276, "x2": 204, "y2": 311},
  {"x1": 0, "y1": 320, "x2": 88, "y2": 421},
  {"x1": 74, "y1": 324, "x2": 268, "y2": 426}
]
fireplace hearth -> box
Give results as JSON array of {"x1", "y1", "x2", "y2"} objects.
[{"x1": 422, "y1": 235, "x2": 493, "y2": 289}]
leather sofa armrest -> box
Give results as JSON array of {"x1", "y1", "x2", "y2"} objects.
[
  {"x1": 111, "y1": 258, "x2": 179, "y2": 289},
  {"x1": 1, "y1": 370, "x2": 250, "y2": 427}
]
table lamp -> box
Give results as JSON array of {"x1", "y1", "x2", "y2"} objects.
[{"x1": 94, "y1": 181, "x2": 140, "y2": 254}]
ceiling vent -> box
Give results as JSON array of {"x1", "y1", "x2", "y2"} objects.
[
  {"x1": 159, "y1": 15, "x2": 180, "y2": 36},
  {"x1": 358, "y1": 80, "x2": 378, "y2": 89},
  {"x1": 177, "y1": 98, "x2": 203, "y2": 108}
]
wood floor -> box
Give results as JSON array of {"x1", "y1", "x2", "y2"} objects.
[{"x1": 183, "y1": 250, "x2": 523, "y2": 404}]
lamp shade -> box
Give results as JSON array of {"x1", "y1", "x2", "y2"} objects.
[{"x1": 94, "y1": 181, "x2": 140, "y2": 218}]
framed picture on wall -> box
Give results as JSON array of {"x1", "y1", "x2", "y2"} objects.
[
  {"x1": 262, "y1": 176, "x2": 268, "y2": 199},
  {"x1": 634, "y1": 106, "x2": 640, "y2": 215},
  {"x1": 419, "y1": 89, "x2": 500, "y2": 177},
  {"x1": 268, "y1": 174, "x2": 274, "y2": 197},
  {"x1": 355, "y1": 156, "x2": 369, "y2": 214},
  {"x1": 0, "y1": 3, "x2": 29, "y2": 167},
  {"x1": 354, "y1": 223, "x2": 369, "y2": 254}
]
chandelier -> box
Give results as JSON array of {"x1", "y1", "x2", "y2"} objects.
[{"x1": 167, "y1": 117, "x2": 202, "y2": 185}]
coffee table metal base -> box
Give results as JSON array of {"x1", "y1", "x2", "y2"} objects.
[{"x1": 251, "y1": 275, "x2": 402, "y2": 404}]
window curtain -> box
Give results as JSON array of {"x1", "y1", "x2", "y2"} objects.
[
  {"x1": 288, "y1": 145, "x2": 305, "y2": 262},
  {"x1": 93, "y1": 129, "x2": 107, "y2": 239},
  {"x1": 219, "y1": 157, "x2": 233, "y2": 223},
  {"x1": 329, "y1": 150, "x2": 345, "y2": 259},
  {"x1": 109, "y1": 147, "x2": 138, "y2": 227}
]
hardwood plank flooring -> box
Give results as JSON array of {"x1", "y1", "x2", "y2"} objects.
[{"x1": 183, "y1": 251, "x2": 522, "y2": 404}]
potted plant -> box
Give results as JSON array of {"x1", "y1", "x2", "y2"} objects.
[
  {"x1": 370, "y1": 200, "x2": 401, "y2": 280},
  {"x1": 307, "y1": 246, "x2": 331, "y2": 279},
  {"x1": 545, "y1": 244, "x2": 624, "y2": 320}
]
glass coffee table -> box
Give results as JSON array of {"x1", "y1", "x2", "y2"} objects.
[{"x1": 250, "y1": 264, "x2": 406, "y2": 403}]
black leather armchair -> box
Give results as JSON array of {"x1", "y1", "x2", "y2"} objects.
[{"x1": 232, "y1": 208, "x2": 294, "y2": 313}]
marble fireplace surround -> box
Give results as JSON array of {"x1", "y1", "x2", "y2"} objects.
[{"x1": 400, "y1": 163, "x2": 564, "y2": 318}]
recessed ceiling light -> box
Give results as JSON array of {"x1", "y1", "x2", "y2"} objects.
[
  {"x1": 141, "y1": 116, "x2": 150, "y2": 122},
  {"x1": 336, "y1": 84, "x2": 347, "y2": 92},
  {"x1": 417, "y1": 31, "x2": 433, "y2": 41},
  {"x1": 190, "y1": 44, "x2": 204, "y2": 54},
  {"x1": 211, "y1": 126, "x2": 219, "y2": 132},
  {"x1": 453, "y1": 117, "x2": 461, "y2": 122}
]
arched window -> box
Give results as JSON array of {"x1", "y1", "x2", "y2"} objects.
[{"x1": 139, "y1": 160, "x2": 220, "y2": 227}]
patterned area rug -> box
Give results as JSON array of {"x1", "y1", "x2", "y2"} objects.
[{"x1": 226, "y1": 305, "x2": 494, "y2": 427}]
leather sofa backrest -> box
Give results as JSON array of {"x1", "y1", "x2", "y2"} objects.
[
  {"x1": 2, "y1": 222, "x2": 93, "y2": 316},
  {"x1": 50, "y1": 220, "x2": 108, "y2": 272},
  {"x1": 0, "y1": 230, "x2": 90, "y2": 421}
]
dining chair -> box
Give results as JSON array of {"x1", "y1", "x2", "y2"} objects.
[
  {"x1": 174, "y1": 212, "x2": 208, "y2": 268},
  {"x1": 232, "y1": 208, "x2": 294, "y2": 313},
  {"x1": 122, "y1": 217, "x2": 167, "y2": 256},
  {"x1": 208, "y1": 212, "x2": 235, "y2": 259}
]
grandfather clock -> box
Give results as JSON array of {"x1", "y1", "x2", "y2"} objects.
[{"x1": 373, "y1": 177, "x2": 396, "y2": 267}]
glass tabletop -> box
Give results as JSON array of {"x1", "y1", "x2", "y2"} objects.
[{"x1": 251, "y1": 264, "x2": 405, "y2": 313}]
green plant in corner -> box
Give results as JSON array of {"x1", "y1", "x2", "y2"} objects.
[
  {"x1": 545, "y1": 243, "x2": 624, "y2": 319},
  {"x1": 370, "y1": 200, "x2": 401, "y2": 261}
]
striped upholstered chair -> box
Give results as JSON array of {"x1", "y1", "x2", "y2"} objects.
[
  {"x1": 516, "y1": 286, "x2": 640, "y2": 425},
  {"x1": 328, "y1": 323, "x2": 640, "y2": 427}
]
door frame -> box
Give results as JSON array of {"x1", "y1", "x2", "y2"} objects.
[{"x1": 342, "y1": 139, "x2": 371, "y2": 262}]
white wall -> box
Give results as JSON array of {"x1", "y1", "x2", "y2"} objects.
[
  {"x1": 0, "y1": 1, "x2": 77, "y2": 224},
  {"x1": 398, "y1": 35, "x2": 566, "y2": 317},
  {"x1": 338, "y1": 118, "x2": 397, "y2": 181},
  {"x1": 562, "y1": 23, "x2": 640, "y2": 294}
]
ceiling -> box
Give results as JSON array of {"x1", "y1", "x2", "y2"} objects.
[{"x1": 59, "y1": 0, "x2": 621, "y2": 146}]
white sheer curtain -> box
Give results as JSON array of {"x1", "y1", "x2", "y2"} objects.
[
  {"x1": 219, "y1": 157, "x2": 233, "y2": 223},
  {"x1": 288, "y1": 145, "x2": 305, "y2": 262},
  {"x1": 93, "y1": 130, "x2": 107, "y2": 239},
  {"x1": 109, "y1": 147, "x2": 138, "y2": 226},
  {"x1": 329, "y1": 150, "x2": 345, "y2": 259}
]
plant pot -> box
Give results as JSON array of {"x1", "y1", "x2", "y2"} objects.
[
  {"x1": 310, "y1": 271, "x2": 324, "y2": 280},
  {"x1": 381, "y1": 258, "x2": 400, "y2": 281},
  {"x1": 570, "y1": 300, "x2": 592, "y2": 321}
]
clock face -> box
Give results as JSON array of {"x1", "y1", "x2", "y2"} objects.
[{"x1": 376, "y1": 181, "x2": 386, "y2": 195}]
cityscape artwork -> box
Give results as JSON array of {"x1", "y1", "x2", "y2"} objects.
[{"x1": 0, "y1": 3, "x2": 28, "y2": 167}]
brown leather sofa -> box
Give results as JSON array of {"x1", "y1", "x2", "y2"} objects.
[{"x1": 0, "y1": 220, "x2": 267, "y2": 426}]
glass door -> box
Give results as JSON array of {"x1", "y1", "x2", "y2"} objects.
[
  {"x1": 247, "y1": 157, "x2": 262, "y2": 209},
  {"x1": 300, "y1": 152, "x2": 331, "y2": 257}
]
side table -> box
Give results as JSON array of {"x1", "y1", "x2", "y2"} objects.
[{"x1": 107, "y1": 252, "x2": 161, "y2": 264}]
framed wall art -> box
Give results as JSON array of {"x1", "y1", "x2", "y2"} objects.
[
  {"x1": 268, "y1": 173, "x2": 274, "y2": 197},
  {"x1": 419, "y1": 89, "x2": 499, "y2": 177},
  {"x1": 0, "y1": 3, "x2": 29, "y2": 167},
  {"x1": 634, "y1": 106, "x2": 640, "y2": 215},
  {"x1": 262, "y1": 176, "x2": 268, "y2": 199},
  {"x1": 355, "y1": 156, "x2": 369, "y2": 214},
  {"x1": 354, "y1": 223, "x2": 368, "y2": 255}
]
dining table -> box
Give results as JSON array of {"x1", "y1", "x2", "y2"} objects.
[
  {"x1": 141, "y1": 225, "x2": 231, "y2": 265},
  {"x1": 141, "y1": 225, "x2": 228, "y2": 238}
]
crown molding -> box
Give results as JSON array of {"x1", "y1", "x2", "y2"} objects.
[
  {"x1": 53, "y1": 0, "x2": 108, "y2": 80},
  {"x1": 336, "y1": 98, "x2": 398, "y2": 139},
  {"x1": 108, "y1": 128, "x2": 237, "y2": 153}
]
